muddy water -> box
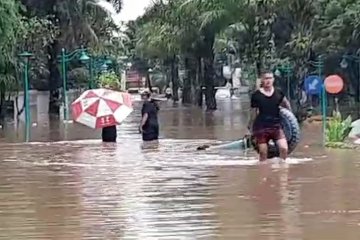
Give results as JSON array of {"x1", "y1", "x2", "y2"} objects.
[{"x1": 0, "y1": 98, "x2": 360, "y2": 239}]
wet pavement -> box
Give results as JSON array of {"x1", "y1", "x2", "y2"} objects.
[{"x1": 0, "y1": 98, "x2": 360, "y2": 239}]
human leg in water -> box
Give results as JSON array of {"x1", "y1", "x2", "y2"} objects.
[
  {"x1": 253, "y1": 128, "x2": 271, "y2": 161},
  {"x1": 102, "y1": 125, "x2": 117, "y2": 142},
  {"x1": 142, "y1": 124, "x2": 159, "y2": 142},
  {"x1": 267, "y1": 127, "x2": 287, "y2": 160},
  {"x1": 275, "y1": 131, "x2": 288, "y2": 160},
  {"x1": 254, "y1": 127, "x2": 288, "y2": 161}
]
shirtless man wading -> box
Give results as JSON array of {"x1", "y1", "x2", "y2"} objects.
[{"x1": 248, "y1": 71, "x2": 292, "y2": 161}]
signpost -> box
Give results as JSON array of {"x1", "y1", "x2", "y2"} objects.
[
  {"x1": 321, "y1": 85, "x2": 327, "y2": 146},
  {"x1": 324, "y1": 75, "x2": 344, "y2": 113},
  {"x1": 320, "y1": 75, "x2": 344, "y2": 146},
  {"x1": 305, "y1": 75, "x2": 326, "y2": 146},
  {"x1": 304, "y1": 75, "x2": 322, "y2": 95},
  {"x1": 304, "y1": 74, "x2": 345, "y2": 146},
  {"x1": 324, "y1": 75, "x2": 344, "y2": 94}
]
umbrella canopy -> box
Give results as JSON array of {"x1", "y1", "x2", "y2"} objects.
[{"x1": 71, "y1": 88, "x2": 133, "y2": 129}]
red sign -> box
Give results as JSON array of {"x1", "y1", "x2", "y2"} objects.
[
  {"x1": 324, "y1": 75, "x2": 344, "y2": 94},
  {"x1": 126, "y1": 71, "x2": 145, "y2": 89}
]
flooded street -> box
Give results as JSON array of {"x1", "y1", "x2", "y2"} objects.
[{"x1": 0, "y1": 98, "x2": 360, "y2": 239}]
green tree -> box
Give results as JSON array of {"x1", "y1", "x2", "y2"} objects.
[
  {"x1": 0, "y1": 0, "x2": 23, "y2": 118},
  {"x1": 127, "y1": 0, "x2": 360, "y2": 112},
  {"x1": 22, "y1": 0, "x2": 123, "y2": 114}
]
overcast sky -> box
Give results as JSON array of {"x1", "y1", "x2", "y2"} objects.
[{"x1": 118, "y1": 0, "x2": 152, "y2": 21}]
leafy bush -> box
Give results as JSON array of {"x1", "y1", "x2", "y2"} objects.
[
  {"x1": 326, "y1": 111, "x2": 352, "y2": 143},
  {"x1": 97, "y1": 72, "x2": 120, "y2": 90},
  {"x1": 68, "y1": 67, "x2": 88, "y2": 88}
]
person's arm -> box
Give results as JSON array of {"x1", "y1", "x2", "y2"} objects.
[
  {"x1": 248, "y1": 93, "x2": 258, "y2": 130},
  {"x1": 248, "y1": 108, "x2": 258, "y2": 131},
  {"x1": 139, "y1": 103, "x2": 149, "y2": 132},
  {"x1": 140, "y1": 113, "x2": 148, "y2": 132}
]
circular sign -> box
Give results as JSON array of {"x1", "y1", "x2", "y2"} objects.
[{"x1": 324, "y1": 75, "x2": 344, "y2": 94}]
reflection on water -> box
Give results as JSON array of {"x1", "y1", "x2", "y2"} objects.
[{"x1": 0, "y1": 99, "x2": 360, "y2": 239}]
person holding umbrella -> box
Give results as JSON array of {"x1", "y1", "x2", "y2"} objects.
[
  {"x1": 102, "y1": 124, "x2": 117, "y2": 142},
  {"x1": 102, "y1": 83, "x2": 118, "y2": 142},
  {"x1": 139, "y1": 90, "x2": 160, "y2": 142},
  {"x1": 71, "y1": 86, "x2": 133, "y2": 143}
]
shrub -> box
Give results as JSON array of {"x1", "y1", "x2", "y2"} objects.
[
  {"x1": 97, "y1": 72, "x2": 120, "y2": 90},
  {"x1": 326, "y1": 111, "x2": 352, "y2": 143}
]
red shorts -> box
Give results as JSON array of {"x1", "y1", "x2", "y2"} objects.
[{"x1": 253, "y1": 127, "x2": 285, "y2": 144}]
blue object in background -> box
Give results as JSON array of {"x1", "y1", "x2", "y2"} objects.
[{"x1": 304, "y1": 75, "x2": 323, "y2": 95}]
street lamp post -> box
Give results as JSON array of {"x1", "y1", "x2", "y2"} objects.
[
  {"x1": 87, "y1": 57, "x2": 112, "y2": 89},
  {"x1": 18, "y1": 51, "x2": 33, "y2": 142},
  {"x1": 340, "y1": 49, "x2": 360, "y2": 116},
  {"x1": 148, "y1": 68, "x2": 154, "y2": 92},
  {"x1": 100, "y1": 63, "x2": 109, "y2": 73},
  {"x1": 89, "y1": 57, "x2": 94, "y2": 89},
  {"x1": 105, "y1": 59, "x2": 113, "y2": 68},
  {"x1": 59, "y1": 47, "x2": 90, "y2": 121},
  {"x1": 275, "y1": 63, "x2": 292, "y2": 100},
  {"x1": 90, "y1": 57, "x2": 114, "y2": 88}
]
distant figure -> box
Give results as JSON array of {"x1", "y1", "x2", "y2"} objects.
[
  {"x1": 102, "y1": 125, "x2": 117, "y2": 142},
  {"x1": 139, "y1": 90, "x2": 160, "y2": 142},
  {"x1": 165, "y1": 86, "x2": 172, "y2": 99}
]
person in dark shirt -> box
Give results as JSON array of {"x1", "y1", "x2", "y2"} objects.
[
  {"x1": 102, "y1": 125, "x2": 117, "y2": 142},
  {"x1": 248, "y1": 70, "x2": 291, "y2": 161},
  {"x1": 139, "y1": 90, "x2": 160, "y2": 142}
]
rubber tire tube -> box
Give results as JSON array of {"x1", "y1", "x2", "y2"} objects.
[{"x1": 252, "y1": 108, "x2": 301, "y2": 159}]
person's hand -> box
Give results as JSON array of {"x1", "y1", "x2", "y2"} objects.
[{"x1": 138, "y1": 126, "x2": 143, "y2": 133}]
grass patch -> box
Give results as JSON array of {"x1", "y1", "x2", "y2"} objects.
[
  {"x1": 326, "y1": 111, "x2": 352, "y2": 144},
  {"x1": 325, "y1": 142, "x2": 357, "y2": 149}
]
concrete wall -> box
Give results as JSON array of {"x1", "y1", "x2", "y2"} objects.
[{"x1": 11, "y1": 90, "x2": 83, "y2": 124}]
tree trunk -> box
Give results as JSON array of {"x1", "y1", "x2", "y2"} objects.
[
  {"x1": 47, "y1": 8, "x2": 61, "y2": 115},
  {"x1": 0, "y1": 82, "x2": 5, "y2": 119},
  {"x1": 48, "y1": 40, "x2": 61, "y2": 115},
  {"x1": 170, "y1": 56, "x2": 179, "y2": 102},
  {"x1": 204, "y1": 58, "x2": 217, "y2": 110},
  {"x1": 188, "y1": 56, "x2": 198, "y2": 105},
  {"x1": 202, "y1": 31, "x2": 217, "y2": 111},
  {"x1": 195, "y1": 57, "x2": 203, "y2": 106},
  {"x1": 182, "y1": 57, "x2": 192, "y2": 104}
]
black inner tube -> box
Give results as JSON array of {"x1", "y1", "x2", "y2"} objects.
[{"x1": 251, "y1": 108, "x2": 301, "y2": 158}]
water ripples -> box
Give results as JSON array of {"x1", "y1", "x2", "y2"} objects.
[{"x1": 0, "y1": 99, "x2": 360, "y2": 239}]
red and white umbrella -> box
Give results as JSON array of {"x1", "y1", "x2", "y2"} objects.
[{"x1": 71, "y1": 88, "x2": 133, "y2": 129}]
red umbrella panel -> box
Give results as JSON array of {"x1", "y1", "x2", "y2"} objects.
[{"x1": 71, "y1": 89, "x2": 133, "y2": 129}]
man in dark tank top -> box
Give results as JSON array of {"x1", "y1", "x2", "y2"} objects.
[{"x1": 248, "y1": 70, "x2": 292, "y2": 161}]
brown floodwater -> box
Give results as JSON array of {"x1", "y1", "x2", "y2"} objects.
[{"x1": 0, "y1": 97, "x2": 359, "y2": 239}]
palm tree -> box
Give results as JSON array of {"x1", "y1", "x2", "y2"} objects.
[
  {"x1": 135, "y1": 1, "x2": 183, "y2": 101},
  {"x1": 22, "y1": 0, "x2": 123, "y2": 114},
  {"x1": 180, "y1": 0, "x2": 247, "y2": 110}
]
